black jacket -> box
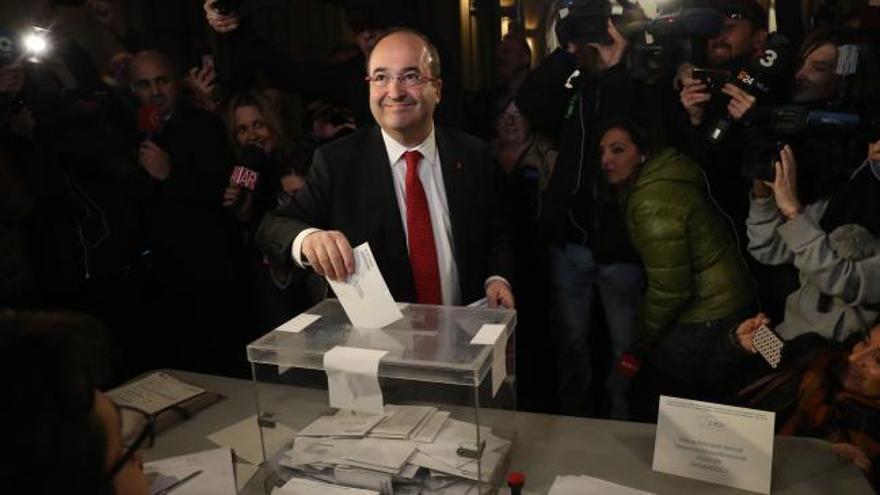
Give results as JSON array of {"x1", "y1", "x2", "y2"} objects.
[
  {"x1": 516, "y1": 48, "x2": 638, "y2": 264},
  {"x1": 257, "y1": 125, "x2": 513, "y2": 305}
]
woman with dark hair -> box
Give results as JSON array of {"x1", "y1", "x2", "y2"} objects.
[
  {"x1": 747, "y1": 139, "x2": 880, "y2": 342},
  {"x1": 597, "y1": 120, "x2": 755, "y2": 420},
  {"x1": 722, "y1": 312, "x2": 880, "y2": 482},
  {"x1": 0, "y1": 310, "x2": 151, "y2": 495}
]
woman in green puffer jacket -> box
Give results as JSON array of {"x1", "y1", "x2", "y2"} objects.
[{"x1": 597, "y1": 120, "x2": 755, "y2": 421}]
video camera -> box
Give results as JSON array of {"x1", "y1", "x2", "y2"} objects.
[
  {"x1": 624, "y1": 6, "x2": 725, "y2": 82},
  {"x1": 742, "y1": 106, "x2": 880, "y2": 181},
  {"x1": 556, "y1": 0, "x2": 616, "y2": 45}
]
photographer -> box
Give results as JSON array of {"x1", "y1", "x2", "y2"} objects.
[
  {"x1": 517, "y1": 12, "x2": 642, "y2": 418},
  {"x1": 745, "y1": 27, "x2": 880, "y2": 203},
  {"x1": 747, "y1": 140, "x2": 880, "y2": 342},
  {"x1": 674, "y1": 0, "x2": 772, "y2": 233}
]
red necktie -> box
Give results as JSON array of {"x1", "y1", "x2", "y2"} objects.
[{"x1": 403, "y1": 150, "x2": 442, "y2": 305}]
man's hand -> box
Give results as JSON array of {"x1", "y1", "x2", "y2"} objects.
[
  {"x1": 721, "y1": 83, "x2": 756, "y2": 121},
  {"x1": 767, "y1": 145, "x2": 803, "y2": 220},
  {"x1": 301, "y1": 230, "x2": 355, "y2": 281},
  {"x1": 868, "y1": 138, "x2": 880, "y2": 162},
  {"x1": 485, "y1": 280, "x2": 514, "y2": 309},
  {"x1": 679, "y1": 68, "x2": 711, "y2": 126},
  {"x1": 735, "y1": 313, "x2": 771, "y2": 353},
  {"x1": 185, "y1": 65, "x2": 217, "y2": 112},
  {"x1": 588, "y1": 20, "x2": 628, "y2": 70},
  {"x1": 187, "y1": 66, "x2": 216, "y2": 97},
  {"x1": 204, "y1": 1, "x2": 240, "y2": 34},
  {"x1": 139, "y1": 140, "x2": 170, "y2": 180}
]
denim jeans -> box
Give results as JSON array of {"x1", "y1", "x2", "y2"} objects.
[{"x1": 550, "y1": 243, "x2": 644, "y2": 418}]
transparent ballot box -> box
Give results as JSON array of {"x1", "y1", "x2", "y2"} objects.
[{"x1": 246, "y1": 299, "x2": 517, "y2": 494}]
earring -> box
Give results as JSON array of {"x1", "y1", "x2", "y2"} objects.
[{"x1": 640, "y1": 155, "x2": 646, "y2": 164}]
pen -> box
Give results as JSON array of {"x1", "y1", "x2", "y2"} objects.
[{"x1": 156, "y1": 469, "x2": 203, "y2": 495}]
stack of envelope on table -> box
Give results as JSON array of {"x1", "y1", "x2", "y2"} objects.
[{"x1": 276, "y1": 405, "x2": 511, "y2": 494}]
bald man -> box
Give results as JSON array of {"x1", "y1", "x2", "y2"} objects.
[
  {"x1": 128, "y1": 50, "x2": 243, "y2": 373},
  {"x1": 258, "y1": 29, "x2": 514, "y2": 309}
]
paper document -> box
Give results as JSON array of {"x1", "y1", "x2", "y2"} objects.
[
  {"x1": 273, "y1": 477, "x2": 380, "y2": 495},
  {"x1": 206, "y1": 414, "x2": 295, "y2": 465},
  {"x1": 548, "y1": 475, "x2": 654, "y2": 494},
  {"x1": 324, "y1": 346, "x2": 388, "y2": 414},
  {"x1": 369, "y1": 405, "x2": 436, "y2": 439},
  {"x1": 275, "y1": 313, "x2": 321, "y2": 333},
  {"x1": 327, "y1": 243, "x2": 403, "y2": 328},
  {"x1": 653, "y1": 396, "x2": 775, "y2": 494},
  {"x1": 108, "y1": 372, "x2": 205, "y2": 415},
  {"x1": 145, "y1": 447, "x2": 236, "y2": 495},
  {"x1": 283, "y1": 437, "x2": 357, "y2": 467},
  {"x1": 296, "y1": 410, "x2": 385, "y2": 438},
  {"x1": 235, "y1": 462, "x2": 259, "y2": 491},
  {"x1": 412, "y1": 410, "x2": 450, "y2": 443},
  {"x1": 344, "y1": 438, "x2": 418, "y2": 474},
  {"x1": 411, "y1": 419, "x2": 510, "y2": 481},
  {"x1": 470, "y1": 324, "x2": 508, "y2": 397}
]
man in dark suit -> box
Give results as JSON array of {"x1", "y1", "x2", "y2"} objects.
[{"x1": 258, "y1": 28, "x2": 514, "y2": 308}]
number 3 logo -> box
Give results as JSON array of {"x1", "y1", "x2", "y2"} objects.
[{"x1": 759, "y1": 49, "x2": 778, "y2": 68}]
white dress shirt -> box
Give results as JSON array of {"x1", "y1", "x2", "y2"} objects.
[{"x1": 292, "y1": 126, "x2": 461, "y2": 306}]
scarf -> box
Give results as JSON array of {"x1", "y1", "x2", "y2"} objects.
[{"x1": 743, "y1": 350, "x2": 880, "y2": 460}]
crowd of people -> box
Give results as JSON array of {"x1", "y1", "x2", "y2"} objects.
[{"x1": 2, "y1": 0, "x2": 880, "y2": 490}]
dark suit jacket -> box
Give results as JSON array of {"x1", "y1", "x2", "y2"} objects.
[{"x1": 257, "y1": 126, "x2": 512, "y2": 304}]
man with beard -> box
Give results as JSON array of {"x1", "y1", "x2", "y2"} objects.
[{"x1": 674, "y1": 0, "x2": 771, "y2": 236}]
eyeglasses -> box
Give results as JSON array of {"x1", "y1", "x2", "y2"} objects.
[
  {"x1": 106, "y1": 405, "x2": 156, "y2": 480},
  {"x1": 365, "y1": 71, "x2": 438, "y2": 88}
]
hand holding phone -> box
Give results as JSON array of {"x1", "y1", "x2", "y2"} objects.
[{"x1": 752, "y1": 324, "x2": 784, "y2": 369}]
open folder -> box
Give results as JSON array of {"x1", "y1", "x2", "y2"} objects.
[{"x1": 107, "y1": 371, "x2": 223, "y2": 432}]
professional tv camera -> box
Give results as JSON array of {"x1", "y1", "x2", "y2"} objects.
[
  {"x1": 623, "y1": 4, "x2": 726, "y2": 82},
  {"x1": 742, "y1": 106, "x2": 880, "y2": 183}
]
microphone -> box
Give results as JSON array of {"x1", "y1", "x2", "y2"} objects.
[
  {"x1": 645, "y1": 7, "x2": 725, "y2": 38},
  {"x1": 707, "y1": 34, "x2": 794, "y2": 145},
  {"x1": 771, "y1": 106, "x2": 872, "y2": 136},
  {"x1": 229, "y1": 144, "x2": 270, "y2": 191},
  {"x1": 137, "y1": 104, "x2": 165, "y2": 138}
]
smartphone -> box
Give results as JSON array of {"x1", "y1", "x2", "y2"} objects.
[
  {"x1": 753, "y1": 325, "x2": 784, "y2": 369},
  {"x1": 692, "y1": 68, "x2": 732, "y2": 92}
]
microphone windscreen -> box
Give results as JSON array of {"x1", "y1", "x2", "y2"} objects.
[
  {"x1": 239, "y1": 144, "x2": 272, "y2": 173},
  {"x1": 137, "y1": 104, "x2": 163, "y2": 134}
]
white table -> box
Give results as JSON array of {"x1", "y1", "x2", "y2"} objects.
[{"x1": 144, "y1": 370, "x2": 874, "y2": 494}]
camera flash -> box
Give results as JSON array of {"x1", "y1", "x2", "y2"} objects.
[{"x1": 22, "y1": 28, "x2": 50, "y2": 61}]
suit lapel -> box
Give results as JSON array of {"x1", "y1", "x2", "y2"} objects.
[{"x1": 435, "y1": 128, "x2": 467, "y2": 280}]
